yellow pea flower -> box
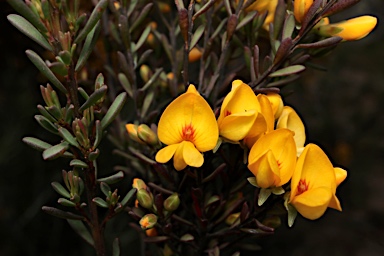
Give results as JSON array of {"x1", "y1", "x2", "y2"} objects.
[
  {"x1": 248, "y1": 129, "x2": 297, "y2": 188},
  {"x1": 155, "y1": 85, "x2": 219, "y2": 171},
  {"x1": 289, "y1": 144, "x2": 346, "y2": 220},
  {"x1": 276, "y1": 106, "x2": 306, "y2": 156},
  {"x1": 294, "y1": 0, "x2": 313, "y2": 23},
  {"x1": 317, "y1": 16, "x2": 377, "y2": 41},
  {"x1": 217, "y1": 80, "x2": 260, "y2": 142},
  {"x1": 266, "y1": 92, "x2": 284, "y2": 119},
  {"x1": 244, "y1": 0, "x2": 278, "y2": 28}
]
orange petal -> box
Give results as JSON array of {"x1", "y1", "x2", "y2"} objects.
[
  {"x1": 173, "y1": 142, "x2": 187, "y2": 171},
  {"x1": 328, "y1": 194, "x2": 342, "y2": 211},
  {"x1": 155, "y1": 144, "x2": 179, "y2": 163},
  {"x1": 248, "y1": 150, "x2": 280, "y2": 188},
  {"x1": 219, "y1": 111, "x2": 257, "y2": 141},
  {"x1": 332, "y1": 16, "x2": 377, "y2": 41},
  {"x1": 183, "y1": 141, "x2": 204, "y2": 168},
  {"x1": 334, "y1": 167, "x2": 347, "y2": 187}
]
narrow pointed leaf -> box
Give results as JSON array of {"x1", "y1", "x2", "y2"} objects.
[
  {"x1": 74, "y1": 0, "x2": 108, "y2": 44},
  {"x1": 190, "y1": 25, "x2": 205, "y2": 50},
  {"x1": 323, "y1": 0, "x2": 360, "y2": 17},
  {"x1": 112, "y1": 238, "x2": 120, "y2": 256},
  {"x1": 70, "y1": 159, "x2": 88, "y2": 168},
  {"x1": 101, "y1": 92, "x2": 127, "y2": 129},
  {"x1": 22, "y1": 137, "x2": 52, "y2": 151},
  {"x1": 100, "y1": 182, "x2": 111, "y2": 197},
  {"x1": 34, "y1": 115, "x2": 59, "y2": 134},
  {"x1": 118, "y1": 73, "x2": 133, "y2": 98},
  {"x1": 258, "y1": 188, "x2": 271, "y2": 206},
  {"x1": 92, "y1": 197, "x2": 109, "y2": 208},
  {"x1": 42, "y1": 141, "x2": 70, "y2": 160},
  {"x1": 7, "y1": 0, "x2": 47, "y2": 33},
  {"x1": 136, "y1": 49, "x2": 153, "y2": 68},
  {"x1": 93, "y1": 120, "x2": 103, "y2": 149},
  {"x1": 97, "y1": 171, "x2": 124, "y2": 184},
  {"x1": 141, "y1": 90, "x2": 154, "y2": 118},
  {"x1": 37, "y1": 105, "x2": 56, "y2": 122},
  {"x1": 26, "y1": 50, "x2": 67, "y2": 94},
  {"x1": 58, "y1": 127, "x2": 80, "y2": 148},
  {"x1": 121, "y1": 188, "x2": 137, "y2": 207},
  {"x1": 269, "y1": 65, "x2": 305, "y2": 77},
  {"x1": 42, "y1": 206, "x2": 84, "y2": 220},
  {"x1": 58, "y1": 198, "x2": 77, "y2": 207},
  {"x1": 139, "y1": 68, "x2": 163, "y2": 92},
  {"x1": 236, "y1": 11, "x2": 257, "y2": 31},
  {"x1": 8, "y1": 14, "x2": 52, "y2": 51},
  {"x1": 296, "y1": 36, "x2": 343, "y2": 49},
  {"x1": 67, "y1": 219, "x2": 94, "y2": 246},
  {"x1": 192, "y1": 0, "x2": 216, "y2": 21},
  {"x1": 129, "y1": 3, "x2": 153, "y2": 33},
  {"x1": 88, "y1": 149, "x2": 100, "y2": 161},
  {"x1": 75, "y1": 22, "x2": 101, "y2": 71},
  {"x1": 134, "y1": 25, "x2": 151, "y2": 52},
  {"x1": 282, "y1": 14, "x2": 295, "y2": 40},
  {"x1": 51, "y1": 182, "x2": 71, "y2": 198},
  {"x1": 79, "y1": 85, "x2": 108, "y2": 111}
]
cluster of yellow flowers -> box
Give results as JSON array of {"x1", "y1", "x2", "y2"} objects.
[{"x1": 155, "y1": 80, "x2": 347, "y2": 221}]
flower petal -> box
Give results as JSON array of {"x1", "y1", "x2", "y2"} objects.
[
  {"x1": 328, "y1": 194, "x2": 342, "y2": 211},
  {"x1": 334, "y1": 167, "x2": 347, "y2": 187},
  {"x1": 183, "y1": 141, "x2": 204, "y2": 168},
  {"x1": 219, "y1": 111, "x2": 257, "y2": 141},
  {"x1": 155, "y1": 144, "x2": 179, "y2": 163},
  {"x1": 248, "y1": 150, "x2": 280, "y2": 188},
  {"x1": 290, "y1": 187, "x2": 332, "y2": 220},
  {"x1": 173, "y1": 142, "x2": 187, "y2": 171}
]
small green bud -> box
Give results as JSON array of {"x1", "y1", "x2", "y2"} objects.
[
  {"x1": 137, "y1": 189, "x2": 153, "y2": 209},
  {"x1": 137, "y1": 124, "x2": 159, "y2": 146},
  {"x1": 163, "y1": 193, "x2": 180, "y2": 212},
  {"x1": 139, "y1": 213, "x2": 158, "y2": 230}
]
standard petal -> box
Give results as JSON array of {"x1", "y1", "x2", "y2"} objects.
[
  {"x1": 291, "y1": 187, "x2": 332, "y2": 220},
  {"x1": 183, "y1": 141, "x2": 204, "y2": 168},
  {"x1": 219, "y1": 111, "x2": 257, "y2": 141},
  {"x1": 155, "y1": 144, "x2": 179, "y2": 163}
]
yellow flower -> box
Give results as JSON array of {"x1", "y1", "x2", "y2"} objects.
[
  {"x1": 245, "y1": 0, "x2": 278, "y2": 28},
  {"x1": 155, "y1": 85, "x2": 218, "y2": 171},
  {"x1": 248, "y1": 129, "x2": 297, "y2": 188},
  {"x1": 317, "y1": 16, "x2": 377, "y2": 41},
  {"x1": 266, "y1": 92, "x2": 284, "y2": 119},
  {"x1": 289, "y1": 144, "x2": 346, "y2": 220},
  {"x1": 276, "y1": 106, "x2": 306, "y2": 156},
  {"x1": 294, "y1": 0, "x2": 313, "y2": 23},
  {"x1": 243, "y1": 94, "x2": 274, "y2": 148},
  {"x1": 217, "y1": 80, "x2": 260, "y2": 142}
]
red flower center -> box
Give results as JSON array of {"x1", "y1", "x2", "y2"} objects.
[
  {"x1": 182, "y1": 123, "x2": 195, "y2": 142},
  {"x1": 224, "y1": 110, "x2": 231, "y2": 117},
  {"x1": 297, "y1": 179, "x2": 309, "y2": 195}
]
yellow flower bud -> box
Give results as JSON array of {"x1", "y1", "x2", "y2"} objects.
[
  {"x1": 294, "y1": 0, "x2": 313, "y2": 23},
  {"x1": 188, "y1": 47, "x2": 202, "y2": 63},
  {"x1": 137, "y1": 124, "x2": 160, "y2": 146},
  {"x1": 126, "y1": 124, "x2": 146, "y2": 144},
  {"x1": 139, "y1": 214, "x2": 158, "y2": 229},
  {"x1": 225, "y1": 212, "x2": 240, "y2": 226},
  {"x1": 140, "y1": 65, "x2": 152, "y2": 83},
  {"x1": 132, "y1": 178, "x2": 147, "y2": 190},
  {"x1": 137, "y1": 188, "x2": 154, "y2": 209},
  {"x1": 317, "y1": 16, "x2": 377, "y2": 41},
  {"x1": 145, "y1": 227, "x2": 158, "y2": 237},
  {"x1": 163, "y1": 193, "x2": 180, "y2": 212}
]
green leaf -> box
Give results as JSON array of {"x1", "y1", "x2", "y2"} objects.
[
  {"x1": 88, "y1": 149, "x2": 100, "y2": 161},
  {"x1": 141, "y1": 90, "x2": 154, "y2": 119},
  {"x1": 112, "y1": 238, "x2": 120, "y2": 256},
  {"x1": 247, "y1": 177, "x2": 258, "y2": 187},
  {"x1": 100, "y1": 182, "x2": 111, "y2": 197},
  {"x1": 42, "y1": 141, "x2": 70, "y2": 160},
  {"x1": 37, "y1": 105, "x2": 56, "y2": 122},
  {"x1": 58, "y1": 198, "x2": 76, "y2": 207},
  {"x1": 286, "y1": 203, "x2": 298, "y2": 227},
  {"x1": 101, "y1": 92, "x2": 127, "y2": 130},
  {"x1": 70, "y1": 159, "x2": 88, "y2": 168},
  {"x1": 34, "y1": 115, "x2": 59, "y2": 134},
  {"x1": 42, "y1": 206, "x2": 84, "y2": 220},
  {"x1": 282, "y1": 14, "x2": 295, "y2": 40},
  {"x1": 134, "y1": 25, "x2": 151, "y2": 52},
  {"x1": 189, "y1": 25, "x2": 204, "y2": 50},
  {"x1": 74, "y1": 0, "x2": 108, "y2": 44},
  {"x1": 180, "y1": 234, "x2": 194, "y2": 242},
  {"x1": 8, "y1": 14, "x2": 52, "y2": 51},
  {"x1": 129, "y1": 3, "x2": 153, "y2": 32},
  {"x1": 22, "y1": 137, "x2": 52, "y2": 151},
  {"x1": 269, "y1": 65, "x2": 305, "y2": 77},
  {"x1": 136, "y1": 49, "x2": 153, "y2": 68},
  {"x1": 26, "y1": 50, "x2": 67, "y2": 94},
  {"x1": 139, "y1": 68, "x2": 163, "y2": 92},
  {"x1": 236, "y1": 11, "x2": 257, "y2": 31},
  {"x1": 93, "y1": 120, "x2": 103, "y2": 149},
  {"x1": 118, "y1": 73, "x2": 133, "y2": 98},
  {"x1": 65, "y1": 105, "x2": 75, "y2": 123},
  {"x1": 51, "y1": 182, "x2": 71, "y2": 198},
  {"x1": 7, "y1": 0, "x2": 47, "y2": 34},
  {"x1": 79, "y1": 85, "x2": 107, "y2": 112},
  {"x1": 258, "y1": 188, "x2": 271, "y2": 206},
  {"x1": 296, "y1": 36, "x2": 343, "y2": 49},
  {"x1": 67, "y1": 219, "x2": 94, "y2": 246},
  {"x1": 58, "y1": 127, "x2": 80, "y2": 148},
  {"x1": 120, "y1": 188, "x2": 137, "y2": 207},
  {"x1": 97, "y1": 171, "x2": 124, "y2": 185},
  {"x1": 271, "y1": 186, "x2": 285, "y2": 195},
  {"x1": 92, "y1": 197, "x2": 109, "y2": 208},
  {"x1": 75, "y1": 22, "x2": 101, "y2": 71}
]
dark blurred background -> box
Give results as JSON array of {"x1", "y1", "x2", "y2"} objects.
[{"x1": 1, "y1": 1, "x2": 383, "y2": 255}]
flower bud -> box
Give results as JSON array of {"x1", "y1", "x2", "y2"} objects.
[
  {"x1": 225, "y1": 212, "x2": 240, "y2": 226},
  {"x1": 145, "y1": 227, "x2": 158, "y2": 237},
  {"x1": 137, "y1": 124, "x2": 160, "y2": 146},
  {"x1": 163, "y1": 193, "x2": 180, "y2": 212},
  {"x1": 294, "y1": 0, "x2": 313, "y2": 23},
  {"x1": 126, "y1": 124, "x2": 146, "y2": 144},
  {"x1": 188, "y1": 47, "x2": 202, "y2": 63},
  {"x1": 132, "y1": 178, "x2": 147, "y2": 190},
  {"x1": 139, "y1": 65, "x2": 152, "y2": 83},
  {"x1": 137, "y1": 189, "x2": 154, "y2": 209},
  {"x1": 317, "y1": 15, "x2": 377, "y2": 41},
  {"x1": 139, "y1": 214, "x2": 158, "y2": 229}
]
